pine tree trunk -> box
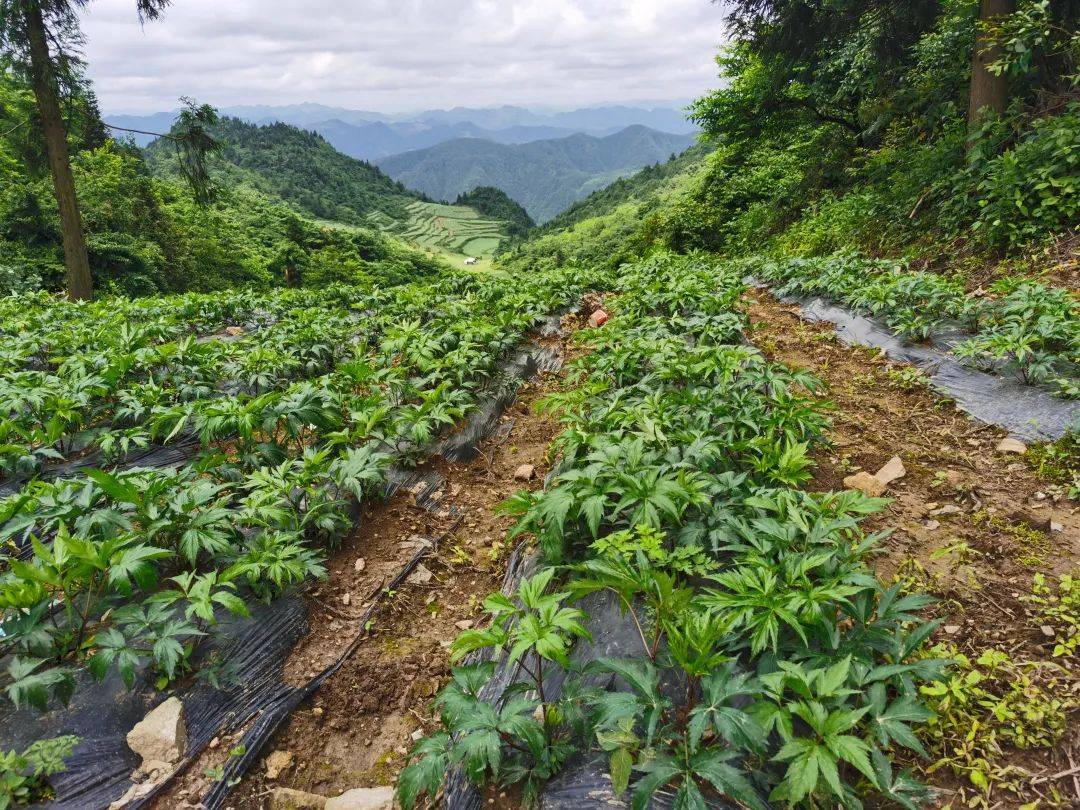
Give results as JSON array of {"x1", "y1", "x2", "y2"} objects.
[
  {"x1": 967, "y1": 0, "x2": 1016, "y2": 128},
  {"x1": 24, "y1": 0, "x2": 94, "y2": 301}
]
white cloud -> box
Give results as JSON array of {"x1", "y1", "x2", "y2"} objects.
[{"x1": 78, "y1": 0, "x2": 728, "y2": 114}]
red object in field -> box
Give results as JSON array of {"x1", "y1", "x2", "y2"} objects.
[{"x1": 588, "y1": 308, "x2": 609, "y2": 328}]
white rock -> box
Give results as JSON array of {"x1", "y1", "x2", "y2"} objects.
[
  {"x1": 1041, "y1": 625, "x2": 1056, "y2": 638},
  {"x1": 127, "y1": 697, "x2": 186, "y2": 766},
  {"x1": 874, "y1": 456, "x2": 906, "y2": 485},
  {"x1": 513, "y1": 464, "x2": 536, "y2": 481},
  {"x1": 407, "y1": 564, "x2": 433, "y2": 585},
  {"x1": 341, "y1": 592, "x2": 351, "y2": 606},
  {"x1": 996, "y1": 438, "x2": 1028, "y2": 455},
  {"x1": 325, "y1": 786, "x2": 395, "y2": 810},
  {"x1": 270, "y1": 787, "x2": 328, "y2": 810},
  {"x1": 266, "y1": 750, "x2": 294, "y2": 780},
  {"x1": 354, "y1": 557, "x2": 366, "y2": 572},
  {"x1": 943, "y1": 625, "x2": 961, "y2": 635},
  {"x1": 455, "y1": 619, "x2": 474, "y2": 630},
  {"x1": 1050, "y1": 522, "x2": 1064, "y2": 533},
  {"x1": 929, "y1": 504, "x2": 962, "y2": 517}
]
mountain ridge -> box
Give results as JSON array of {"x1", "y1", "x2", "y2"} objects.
[{"x1": 375, "y1": 125, "x2": 698, "y2": 222}]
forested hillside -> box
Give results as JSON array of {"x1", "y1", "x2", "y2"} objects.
[
  {"x1": 377, "y1": 125, "x2": 698, "y2": 222},
  {"x1": 144, "y1": 117, "x2": 425, "y2": 229},
  {"x1": 0, "y1": 74, "x2": 443, "y2": 296}
]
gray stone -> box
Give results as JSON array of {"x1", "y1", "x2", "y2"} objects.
[
  {"x1": 126, "y1": 697, "x2": 186, "y2": 766},
  {"x1": 874, "y1": 456, "x2": 906, "y2": 485},
  {"x1": 325, "y1": 786, "x2": 395, "y2": 810}
]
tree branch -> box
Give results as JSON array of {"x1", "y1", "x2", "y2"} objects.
[{"x1": 786, "y1": 96, "x2": 863, "y2": 135}]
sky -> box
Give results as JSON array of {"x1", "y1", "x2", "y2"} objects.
[{"x1": 79, "y1": 0, "x2": 728, "y2": 115}]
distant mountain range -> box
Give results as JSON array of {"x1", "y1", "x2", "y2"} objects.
[
  {"x1": 104, "y1": 102, "x2": 696, "y2": 160},
  {"x1": 376, "y1": 125, "x2": 698, "y2": 223}
]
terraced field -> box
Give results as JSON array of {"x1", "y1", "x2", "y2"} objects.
[{"x1": 401, "y1": 201, "x2": 507, "y2": 267}]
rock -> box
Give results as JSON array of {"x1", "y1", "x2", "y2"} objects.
[
  {"x1": 1050, "y1": 522, "x2": 1064, "y2": 533},
  {"x1": 325, "y1": 787, "x2": 395, "y2": 810},
  {"x1": 1041, "y1": 625, "x2": 1056, "y2": 638},
  {"x1": 587, "y1": 309, "x2": 609, "y2": 328},
  {"x1": 108, "y1": 779, "x2": 160, "y2": 809},
  {"x1": 225, "y1": 326, "x2": 244, "y2": 336},
  {"x1": 455, "y1": 619, "x2": 474, "y2": 630},
  {"x1": 943, "y1": 625, "x2": 961, "y2": 635},
  {"x1": 928, "y1": 504, "x2": 962, "y2": 517},
  {"x1": 411, "y1": 728, "x2": 424, "y2": 741},
  {"x1": 354, "y1": 557, "x2": 366, "y2": 573},
  {"x1": 996, "y1": 438, "x2": 1028, "y2": 455},
  {"x1": 407, "y1": 564, "x2": 433, "y2": 585},
  {"x1": 271, "y1": 787, "x2": 328, "y2": 810},
  {"x1": 265, "y1": 750, "x2": 294, "y2": 780},
  {"x1": 513, "y1": 463, "x2": 536, "y2": 481},
  {"x1": 341, "y1": 592, "x2": 351, "y2": 606},
  {"x1": 924, "y1": 520, "x2": 941, "y2": 530},
  {"x1": 875, "y1": 456, "x2": 906, "y2": 485},
  {"x1": 127, "y1": 696, "x2": 186, "y2": 766},
  {"x1": 843, "y1": 472, "x2": 886, "y2": 498}
]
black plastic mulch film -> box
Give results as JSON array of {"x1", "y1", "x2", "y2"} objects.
[
  {"x1": 758, "y1": 285, "x2": 1079, "y2": 442},
  {"x1": 1, "y1": 317, "x2": 564, "y2": 810},
  {"x1": 443, "y1": 548, "x2": 739, "y2": 810}
]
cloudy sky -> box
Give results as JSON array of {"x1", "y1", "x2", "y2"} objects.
[{"x1": 79, "y1": 0, "x2": 728, "y2": 115}]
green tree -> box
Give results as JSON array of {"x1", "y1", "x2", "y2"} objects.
[{"x1": 0, "y1": 0, "x2": 171, "y2": 300}]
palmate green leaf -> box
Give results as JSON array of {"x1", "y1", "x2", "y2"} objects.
[
  {"x1": 830, "y1": 734, "x2": 878, "y2": 785},
  {"x1": 866, "y1": 682, "x2": 933, "y2": 756},
  {"x1": 451, "y1": 726, "x2": 502, "y2": 783},
  {"x1": 5, "y1": 657, "x2": 76, "y2": 711},
  {"x1": 771, "y1": 738, "x2": 820, "y2": 804},
  {"x1": 687, "y1": 669, "x2": 765, "y2": 752},
  {"x1": 107, "y1": 542, "x2": 171, "y2": 593},
  {"x1": 630, "y1": 755, "x2": 682, "y2": 810},
  {"x1": 692, "y1": 748, "x2": 767, "y2": 810},
  {"x1": 397, "y1": 732, "x2": 450, "y2": 810},
  {"x1": 87, "y1": 628, "x2": 141, "y2": 689}
]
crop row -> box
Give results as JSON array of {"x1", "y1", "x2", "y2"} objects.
[
  {"x1": 401, "y1": 253, "x2": 945, "y2": 809},
  {"x1": 404, "y1": 202, "x2": 505, "y2": 255},
  {"x1": 0, "y1": 263, "x2": 603, "y2": 713},
  {"x1": 746, "y1": 254, "x2": 1080, "y2": 397}
]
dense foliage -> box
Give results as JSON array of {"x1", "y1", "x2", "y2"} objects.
[
  {"x1": 0, "y1": 261, "x2": 600, "y2": 712},
  {"x1": 0, "y1": 72, "x2": 444, "y2": 296},
  {"x1": 145, "y1": 117, "x2": 427, "y2": 229},
  {"x1": 400, "y1": 254, "x2": 945, "y2": 809},
  {"x1": 453, "y1": 186, "x2": 535, "y2": 239}
]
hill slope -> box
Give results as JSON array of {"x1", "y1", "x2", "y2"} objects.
[
  {"x1": 143, "y1": 117, "x2": 515, "y2": 263},
  {"x1": 375, "y1": 125, "x2": 698, "y2": 222},
  {"x1": 145, "y1": 117, "x2": 423, "y2": 228}
]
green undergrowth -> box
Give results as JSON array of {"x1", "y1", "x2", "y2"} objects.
[
  {"x1": 398, "y1": 253, "x2": 950, "y2": 809},
  {"x1": 0, "y1": 736, "x2": 77, "y2": 808},
  {"x1": 745, "y1": 254, "x2": 1079, "y2": 397},
  {"x1": 0, "y1": 263, "x2": 603, "y2": 713}
]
